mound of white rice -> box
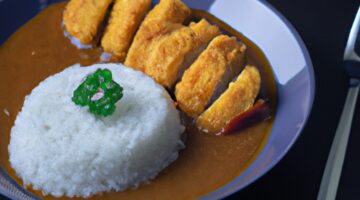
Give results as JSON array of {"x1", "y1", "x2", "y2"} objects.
[{"x1": 8, "y1": 63, "x2": 185, "y2": 197}]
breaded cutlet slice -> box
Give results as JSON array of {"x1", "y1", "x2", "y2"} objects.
[
  {"x1": 101, "y1": 0, "x2": 152, "y2": 62},
  {"x1": 145, "y1": 19, "x2": 221, "y2": 88},
  {"x1": 141, "y1": 0, "x2": 190, "y2": 24},
  {"x1": 196, "y1": 65, "x2": 261, "y2": 134},
  {"x1": 63, "y1": 0, "x2": 112, "y2": 44},
  {"x1": 124, "y1": 0, "x2": 191, "y2": 71},
  {"x1": 175, "y1": 35, "x2": 246, "y2": 117}
]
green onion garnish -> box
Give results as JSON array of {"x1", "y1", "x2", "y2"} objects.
[{"x1": 72, "y1": 68, "x2": 123, "y2": 117}]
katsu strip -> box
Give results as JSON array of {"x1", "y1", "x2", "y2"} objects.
[
  {"x1": 141, "y1": 0, "x2": 191, "y2": 24},
  {"x1": 63, "y1": 0, "x2": 112, "y2": 45},
  {"x1": 145, "y1": 19, "x2": 220, "y2": 88},
  {"x1": 125, "y1": 0, "x2": 191, "y2": 71},
  {"x1": 175, "y1": 35, "x2": 246, "y2": 117},
  {"x1": 196, "y1": 65, "x2": 261, "y2": 134},
  {"x1": 101, "y1": 0, "x2": 152, "y2": 61}
]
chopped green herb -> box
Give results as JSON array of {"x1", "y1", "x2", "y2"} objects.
[{"x1": 72, "y1": 68, "x2": 123, "y2": 117}]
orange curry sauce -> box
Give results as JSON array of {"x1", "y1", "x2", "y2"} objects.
[{"x1": 0, "y1": 3, "x2": 276, "y2": 200}]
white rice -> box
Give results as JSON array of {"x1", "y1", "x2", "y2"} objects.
[{"x1": 8, "y1": 63, "x2": 185, "y2": 198}]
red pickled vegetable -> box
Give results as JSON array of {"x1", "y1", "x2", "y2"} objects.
[{"x1": 221, "y1": 100, "x2": 271, "y2": 135}]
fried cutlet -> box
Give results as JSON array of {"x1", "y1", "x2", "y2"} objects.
[
  {"x1": 101, "y1": 0, "x2": 152, "y2": 62},
  {"x1": 196, "y1": 65, "x2": 261, "y2": 134},
  {"x1": 124, "y1": 0, "x2": 191, "y2": 71},
  {"x1": 63, "y1": 0, "x2": 112, "y2": 45},
  {"x1": 175, "y1": 35, "x2": 246, "y2": 117},
  {"x1": 145, "y1": 19, "x2": 221, "y2": 88}
]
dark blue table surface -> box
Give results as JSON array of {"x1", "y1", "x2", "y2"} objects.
[{"x1": 1, "y1": 0, "x2": 359, "y2": 199}]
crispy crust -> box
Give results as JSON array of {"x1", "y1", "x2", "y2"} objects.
[
  {"x1": 196, "y1": 65, "x2": 261, "y2": 134},
  {"x1": 101, "y1": 0, "x2": 151, "y2": 62},
  {"x1": 124, "y1": 0, "x2": 191, "y2": 71},
  {"x1": 142, "y1": 0, "x2": 191, "y2": 23},
  {"x1": 175, "y1": 35, "x2": 246, "y2": 117},
  {"x1": 63, "y1": 0, "x2": 112, "y2": 44},
  {"x1": 145, "y1": 19, "x2": 220, "y2": 88}
]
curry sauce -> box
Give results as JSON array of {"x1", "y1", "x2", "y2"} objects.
[{"x1": 0, "y1": 3, "x2": 276, "y2": 200}]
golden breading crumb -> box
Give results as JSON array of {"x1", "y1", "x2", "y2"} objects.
[
  {"x1": 175, "y1": 35, "x2": 246, "y2": 117},
  {"x1": 196, "y1": 65, "x2": 261, "y2": 134},
  {"x1": 124, "y1": 0, "x2": 191, "y2": 71},
  {"x1": 101, "y1": 0, "x2": 151, "y2": 62},
  {"x1": 63, "y1": 0, "x2": 112, "y2": 44},
  {"x1": 145, "y1": 19, "x2": 220, "y2": 88}
]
